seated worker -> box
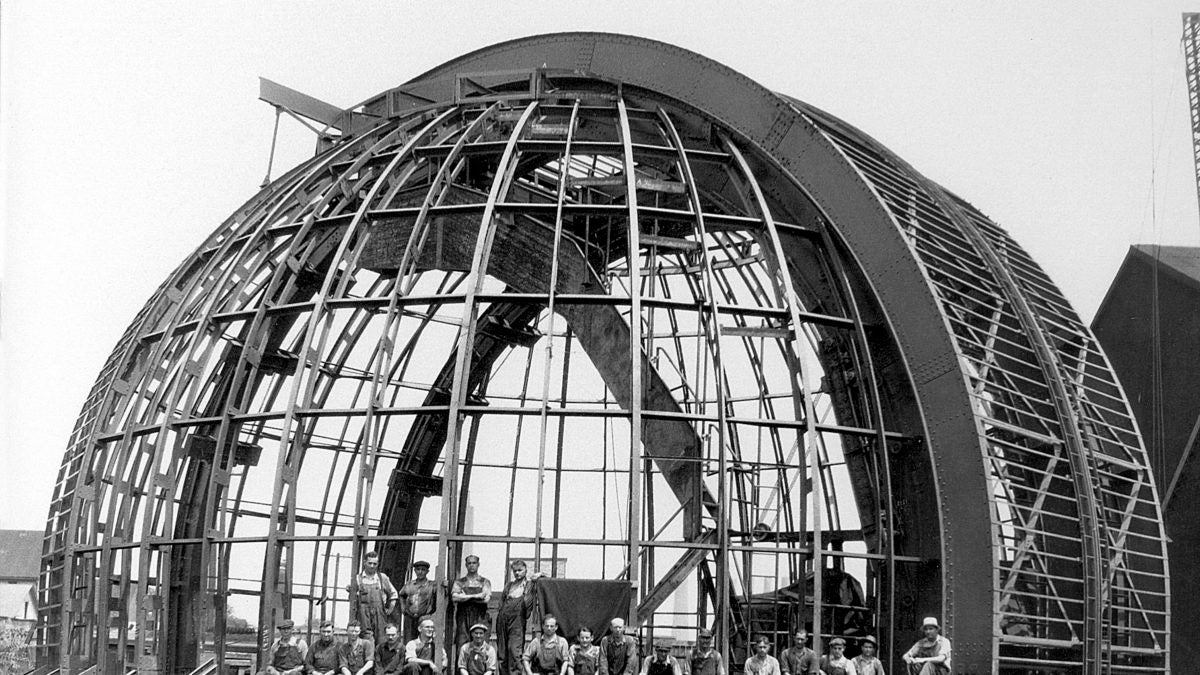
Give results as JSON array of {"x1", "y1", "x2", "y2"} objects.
[
  {"x1": 459, "y1": 623, "x2": 498, "y2": 675},
  {"x1": 640, "y1": 640, "x2": 681, "y2": 675},
  {"x1": 569, "y1": 626, "x2": 601, "y2": 675},
  {"x1": 850, "y1": 636, "x2": 885, "y2": 675},
  {"x1": 902, "y1": 617, "x2": 951, "y2": 675},
  {"x1": 404, "y1": 617, "x2": 446, "y2": 675},
  {"x1": 778, "y1": 627, "x2": 818, "y2": 675},
  {"x1": 743, "y1": 636, "x2": 780, "y2": 675},
  {"x1": 266, "y1": 618, "x2": 309, "y2": 675},
  {"x1": 306, "y1": 621, "x2": 347, "y2": 675},
  {"x1": 377, "y1": 624, "x2": 406, "y2": 675},
  {"x1": 523, "y1": 615, "x2": 570, "y2": 675},
  {"x1": 817, "y1": 637, "x2": 850, "y2": 675},
  {"x1": 688, "y1": 629, "x2": 724, "y2": 675},
  {"x1": 598, "y1": 618, "x2": 638, "y2": 675},
  {"x1": 341, "y1": 619, "x2": 375, "y2": 675}
]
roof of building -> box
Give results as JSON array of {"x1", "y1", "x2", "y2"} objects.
[
  {"x1": 0, "y1": 530, "x2": 42, "y2": 582},
  {"x1": 0, "y1": 582, "x2": 37, "y2": 620},
  {"x1": 1131, "y1": 245, "x2": 1200, "y2": 290}
]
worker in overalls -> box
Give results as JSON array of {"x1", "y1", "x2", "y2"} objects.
[
  {"x1": 458, "y1": 623, "x2": 498, "y2": 675},
  {"x1": 522, "y1": 615, "x2": 570, "y2": 675},
  {"x1": 265, "y1": 618, "x2": 308, "y2": 675},
  {"x1": 689, "y1": 629, "x2": 725, "y2": 675},
  {"x1": 451, "y1": 555, "x2": 492, "y2": 649},
  {"x1": 639, "y1": 640, "x2": 681, "y2": 675},
  {"x1": 569, "y1": 626, "x2": 600, "y2": 675},
  {"x1": 496, "y1": 560, "x2": 545, "y2": 675},
  {"x1": 349, "y1": 550, "x2": 399, "y2": 641}
]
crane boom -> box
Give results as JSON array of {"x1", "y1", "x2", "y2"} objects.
[{"x1": 1183, "y1": 13, "x2": 1200, "y2": 214}]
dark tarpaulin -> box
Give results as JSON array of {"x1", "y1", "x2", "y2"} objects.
[{"x1": 535, "y1": 579, "x2": 633, "y2": 640}]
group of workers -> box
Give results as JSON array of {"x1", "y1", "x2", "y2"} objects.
[{"x1": 263, "y1": 552, "x2": 952, "y2": 675}]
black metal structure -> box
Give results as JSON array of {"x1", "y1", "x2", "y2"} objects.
[{"x1": 38, "y1": 33, "x2": 1169, "y2": 674}]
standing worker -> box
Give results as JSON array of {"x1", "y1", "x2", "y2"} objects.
[
  {"x1": 400, "y1": 561, "x2": 438, "y2": 642},
  {"x1": 349, "y1": 551, "x2": 399, "y2": 641},
  {"x1": 496, "y1": 560, "x2": 545, "y2": 675},
  {"x1": 451, "y1": 555, "x2": 492, "y2": 649}
]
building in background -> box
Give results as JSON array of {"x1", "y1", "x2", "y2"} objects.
[
  {"x1": 1092, "y1": 244, "x2": 1200, "y2": 670},
  {"x1": 0, "y1": 530, "x2": 41, "y2": 627}
]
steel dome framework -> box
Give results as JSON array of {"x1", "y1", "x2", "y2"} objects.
[{"x1": 39, "y1": 33, "x2": 1168, "y2": 674}]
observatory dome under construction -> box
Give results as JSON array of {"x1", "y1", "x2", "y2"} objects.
[{"x1": 39, "y1": 32, "x2": 1168, "y2": 675}]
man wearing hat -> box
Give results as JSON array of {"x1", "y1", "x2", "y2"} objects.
[
  {"x1": 458, "y1": 623, "x2": 498, "y2": 675},
  {"x1": 688, "y1": 629, "x2": 724, "y2": 675},
  {"x1": 265, "y1": 618, "x2": 309, "y2": 675},
  {"x1": 850, "y1": 636, "x2": 885, "y2": 675},
  {"x1": 817, "y1": 637, "x2": 849, "y2": 675},
  {"x1": 522, "y1": 614, "x2": 570, "y2": 675},
  {"x1": 400, "y1": 561, "x2": 437, "y2": 642},
  {"x1": 452, "y1": 555, "x2": 492, "y2": 650},
  {"x1": 902, "y1": 617, "x2": 951, "y2": 674},
  {"x1": 778, "y1": 627, "x2": 818, "y2": 675},
  {"x1": 639, "y1": 639, "x2": 681, "y2": 675}
]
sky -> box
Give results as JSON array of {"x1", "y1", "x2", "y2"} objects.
[{"x1": 2, "y1": 2, "x2": 1198, "y2": 532}]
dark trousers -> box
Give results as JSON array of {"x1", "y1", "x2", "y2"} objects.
[
  {"x1": 455, "y1": 601, "x2": 488, "y2": 649},
  {"x1": 403, "y1": 614, "x2": 422, "y2": 643},
  {"x1": 403, "y1": 663, "x2": 434, "y2": 675},
  {"x1": 906, "y1": 664, "x2": 948, "y2": 675},
  {"x1": 496, "y1": 600, "x2": 526, "y2": 675}
]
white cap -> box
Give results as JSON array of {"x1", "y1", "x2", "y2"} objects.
[{"x1": 921, "y1": 617, "x2": 939, "y2": 629}]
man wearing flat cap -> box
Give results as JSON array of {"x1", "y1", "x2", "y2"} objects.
[
  {"x1": 817, "y1": 637, "x2": 849, "y2": 675},
  {"x1": 688, "y1": 628, "x2": 724, "y2": 675},
  {"x1": 850, "y1": 636, "x2": 885, "y2": 675},
  {"x1": 401, "y1": 560, "x2": 437, "y2": 642},
  {"x1": 902, "y1": 617, "x2": 951, "y2": 674},
  {"x1": 265, "y1": 618, "x2": 309, "y2": 675},
  {"x1": 639, "y1": 639, "x2": 681, "y2": 675},
  {"x1": 459, "y1": 622, "x2": 498, "y2": 675}
]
